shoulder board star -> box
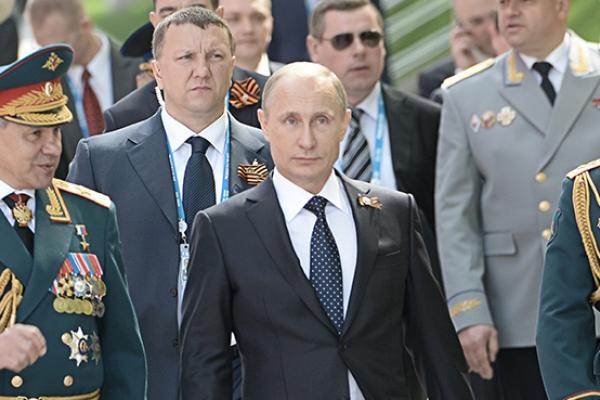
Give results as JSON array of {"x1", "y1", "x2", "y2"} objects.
[
  {"x1": 567, "y1": 158, "x2": 600, "y2": 180},
  {"x1": 52, "y1": 179, "x2": 111, "y2": 208},
  {"x1": 442, "y1": 58, "x2": 495, "y2": 89}
]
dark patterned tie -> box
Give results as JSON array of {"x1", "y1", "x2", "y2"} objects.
[
  {"x1": 3, "y1": 193, "x2": 34, "y2": 254},
  {"x1": 304, "y1": 196, "x2": 344, "y2": 334},
  {"x1": 183, "y1": 136, "x2": 215, "y2": 233},
  {"x1": 82, "y1": 68, "x2": 105, "y2": 135},
  {"x1": 532, "y1": 62, "x2": 556, "y2": 106},
  {"x1": 342, "y1": 108, "x2": 372, "y2": 181}
]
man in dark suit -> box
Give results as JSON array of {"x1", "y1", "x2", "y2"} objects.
[
  {"x1": 181, "y1": 61, "x2": 472, "y2": 400},
  {"x1": 307, "y1": 0, "x2": 439, "y2": 230},
  {"x1": 26, "y1": 0, "x2": 141, "y2": 179},
  {"x1": 68, "y1": 9, "x2": 273, "y2": 400},
  {"x1": 104, "y1": 0, "x2": 268, "y2": 132}
]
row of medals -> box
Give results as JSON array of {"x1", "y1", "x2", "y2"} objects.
[{"x1": 54, "y1": 274, "x2": 106, "y2": 317}]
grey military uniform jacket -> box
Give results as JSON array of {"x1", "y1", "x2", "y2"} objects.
[{"x1": 435, "y1": 32, "x2": 600, "y2": 347}]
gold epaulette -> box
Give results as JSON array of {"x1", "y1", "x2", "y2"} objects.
[
  {"x1": 567, "y1": 158, "x2": 600, "y2": 179},
  {"x1": 441, "y1": 58, "x2": 495, "y2": 89},
  {"x1": 52, "y1": 179, "x2": 111, "y2": 209},
  {"x1": 564, "y1": 390, "x2": 600, "y2": 400}
]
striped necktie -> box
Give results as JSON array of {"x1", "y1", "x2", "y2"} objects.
[{"x1": 342, "y1": 108, "x2": 372, "y2": 181}]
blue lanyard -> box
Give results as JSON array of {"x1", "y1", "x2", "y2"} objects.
[
  {"x1": 64, "y1": 76, "x2": 90, "y2": 138},
  {"x1": 164, "y1": 112, "x2": 231, "y2": 241},
  {"x1": 371, "y1": 92, "x2": 386, "y2": 185}
]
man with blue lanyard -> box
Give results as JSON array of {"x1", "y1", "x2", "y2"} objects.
[
  {"x1": 67, "y1": 8, "x2": 274, "y2": 400},
  {"x1": 307, "y1": 0, "x2": 441, "y2": 276}
]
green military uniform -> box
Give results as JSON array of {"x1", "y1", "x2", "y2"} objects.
[
  {"x1": 537, "y1": 159, "x2": 600, "y2": 400},
  {"x1": 0, "y1": 45, "x2": 146, "y2": 398}
]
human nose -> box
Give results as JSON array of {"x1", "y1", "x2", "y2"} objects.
[
  {"x1": 298, "y1": 124, "x2": 316, "y2": 150},
  {"x1": 43, "y1": 129, "x2": 62, "y2": 156}
]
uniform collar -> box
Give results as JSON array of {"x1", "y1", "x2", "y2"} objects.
[{"x1": 519, "y1": 32, "x2": 570, "y2": 76}]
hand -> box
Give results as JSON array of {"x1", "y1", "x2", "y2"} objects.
[
  {"x1": 458, "y1": 324, "x2": 499, "y2": 380},
  {"x1": 450, "y1": 26, "x2": 479, "y2": 70},
  {"x1": 0, "y1": 324, "x2": 47, "y2": 372}
]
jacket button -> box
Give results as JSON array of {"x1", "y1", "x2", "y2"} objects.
[
  {"x1": 172, "y1": 338, "x2": 179, "y2": 348},
  {"x1": 64, "y1": 375, "x2": 74, "y2": 387},
  {"x1": 542, "y1": 228, "x2": 552, "y2": 241},
  {"x1": 538, "y1": 201, "x2": 551, "y2": 212},
  {"x1": 170, "y1": 287, "x2": 177, "y2": 297},
  {"x1": 535, "y1": 172, "x2": 546, "y2": 183},
  {"x1": 11, "y1": 375, "x2": 23, "y2": 388}
]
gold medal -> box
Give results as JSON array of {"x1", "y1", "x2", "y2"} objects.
[
  {"x1": 53, "y1": 297, "x2": 66, "y2": 313},
  {"x1": 96, "y1": 279, "x2": 107, "y2": 298},
  {"x1": 481, "y1": 111, "x2": 496, "y2": 129},
  {"x1": 12, "y1": 201, "x2": 32, "y2": 228},
  {"x1": 82, "y1": 299, "x2": 94, "y2": 316},
  {"x1": 64, "y1": 298, "x2": 75, "y2": 314}
]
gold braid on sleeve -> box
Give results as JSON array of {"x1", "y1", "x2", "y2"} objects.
[
  {"x1": 0, "y1": 268, "x2": 23, "y2": 333},
  {"x1": 572, "y1": 172, "x2": 600, "y2": 303}
]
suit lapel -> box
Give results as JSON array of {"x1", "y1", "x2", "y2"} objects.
[
  {"x1": 0, "y1": 214, "x2": 32, "y2": 285},
  {"x1": 245, "y1": 178, "x2": 338, "y2": 335},
  {"x1": 382, "y1": 84, "x2": 411, "y2": 193},
  {"x1": 340, "y1": 177, "x2": 380, "y2": 336},
  {"x1": 498, "y1": 51, "x2": 551, "y2": 135},
  {"x1": 539, "y1": 36, "x2": 600, "y2": 170},
  {"x1": 127, "y1": 112, "x2": 178, "y2": 232},
  {"x1": 228, "y1": 115, "x2": 269, "y2": 196},
  {"x1": 18, "y1": 189, "x2": 73, "y2": 321}
]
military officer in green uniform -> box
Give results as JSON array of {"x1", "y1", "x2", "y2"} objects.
[
  {"x1": 0, "y1": 45, "x2": 146, "y2": 399},
  {"x1": 537, "y1": 159, "x2": 600, "y2": 400}
]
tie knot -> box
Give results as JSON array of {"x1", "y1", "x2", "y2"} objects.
[
  {"x1": 186, "y1": 136, "x2": 211, "y2": 154},
  {"x1": 304, "y1": 196, "x2": 328, "y2": 217},
  {"x1": 532, "y1": 61, "x2": 553, "y2": 77},
  {"x1": 82, "y1": 68, "x2": 92, "y2": 82},
  {"x1": 3, "y1": 193, "x2": 30, "y2": 208},
  {"x1": 351, "y1": 108, "x2": 363, "y2": 124}
]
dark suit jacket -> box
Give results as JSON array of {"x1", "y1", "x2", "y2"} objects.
[
  {"x1": 67, "y1": 111, "x2": 274, "y2": 400},
  {"x1": 103, "y1": 66, "x2": 268, "y2": 133},
  {"x1": 0, "y1": 16, "x2": 18, "y2": 65},
  {"x1": 383, "y1": 83, "x2": 440, "y2": 230},
  {"x1": 417, "y1": 58, "x2": 455, "y2": 101},
  {"x1": 56, "y1": 38, "x2": 141, "y2": 179},
  {"x1": 180, "y1": 174, "x2": 472, "y2": 400}
]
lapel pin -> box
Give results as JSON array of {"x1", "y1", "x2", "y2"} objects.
[
  {"x1": 75, "y1": 224, "x2": 90, "y2": 252},
  {"x1": 237, "y1": 159, "x2": 269, "y2": 185},
  {"x1": 470, "y1": 114, "x2": 481, "y2": 133},
  {"x1": 592, "y1": 98, "x2": 600, "y2": 109},
  {"x1": 481, "y1": 111, "x2": 496, "y2": 129},
  {"x1": 357, "y1": 194, "x2": 382, "y2": 209},
  {"x1": 497, "y1": 106, "x2": 516, "y2": 126},
  {"x1": 229, "y1": 77, "x2": 260, "y2": 109}
]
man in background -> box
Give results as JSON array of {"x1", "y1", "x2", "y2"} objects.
[{"x1": 26, "y1": 0, "x2": 140, "y2": 178}]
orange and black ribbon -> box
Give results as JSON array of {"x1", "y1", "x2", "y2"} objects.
[{"x1": 229, "y1": 77, "x2": 261, "y2": 109}]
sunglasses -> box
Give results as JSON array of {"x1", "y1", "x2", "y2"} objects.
[{"x1": 319, "y1": 30, "x2": 383, "y2": 51}]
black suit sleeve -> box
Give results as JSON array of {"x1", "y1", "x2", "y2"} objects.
[
  {"x1": 180, "y1": 211, "x2": 233, "y2": 400},
  {"x1": 404, "y1": 194, "x2": 473, "y2": 399}
]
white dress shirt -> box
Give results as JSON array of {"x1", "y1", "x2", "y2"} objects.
[
  {"x1": 0, "y1": 179, "x2": 36, "y2": 232},
  {"x1": 67, "y1": 31, "x2": 114, "y2": 111},
  {"x1": 338, "y1": 82, "x2": 397, "y2": 190},
  {"x1": 255, "y1": 53, "x2": 273, "y2": 76},
  {"x1": 160, "y1": 107, "x2": 227, "y2": 205},
  {"x1": 520, "y1": 33, "x2": 570, "y2": 94},
  {"x1": 272, "y1": 168, "x2": 365, "y2": 400}
]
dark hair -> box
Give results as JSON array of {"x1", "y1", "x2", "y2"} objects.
[
  {"x1": 153, "y1": 0, "x2": 220, "y2": 9},
  {"x1": 309, "y1": 0, "x2": 384, "y2": 39},
  {"x1": 152, "y1": 7, "x2": 235, "y2": 59}
]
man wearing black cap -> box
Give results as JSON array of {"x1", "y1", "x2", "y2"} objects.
[
  {"x1": 105, "y1": 0, "x2": 268, "y2": 132},
  {"x1": 0, "y1": 45, "x2": 145, "y2": 399}
]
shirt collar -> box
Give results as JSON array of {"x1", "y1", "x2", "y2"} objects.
[
  {"x1": 0, "y1": 179, "x2": 35, "y2": 202},
  {"x1": 354, "y1": 82, "x2": 381, "y2": 121},
  {"x1": 272, "y1": 168, "x2": 350, "y2": 223},
  {"x1": 520, "y1": 32, "x2": 570, "y2": 75},
  {"x1": 255, "y1": 53, "x2": 272, "y2": 76},
  {"x1": 160, "y1": 107, "x2": 228, "y2": 154}
]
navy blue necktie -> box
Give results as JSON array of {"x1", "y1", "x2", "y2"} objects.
[
  {"x1": 183, "y1": 137, "x2": 215, "y2": 233},
  {"x1": 304, "y1": 196, "x2": 344, "y2": 334}
]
